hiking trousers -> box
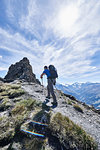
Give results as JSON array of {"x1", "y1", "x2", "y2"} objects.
[{"x1": 47, "y1": 78, "x2": 57, "y2": 103}]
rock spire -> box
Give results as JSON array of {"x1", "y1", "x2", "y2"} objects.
[{"x1": 4, "y1": 57, "x2": 40, "y2": 84}]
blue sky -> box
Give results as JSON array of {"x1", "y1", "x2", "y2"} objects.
[{"x1": 0, "y1": 0, "x2": 100, "y2": 84}]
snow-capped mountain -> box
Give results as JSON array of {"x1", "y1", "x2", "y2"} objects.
[{"x1": 56, "y1": 82, "x2": 100, "y2": 109}]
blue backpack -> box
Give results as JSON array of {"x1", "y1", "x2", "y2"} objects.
[{"x1": 49, "y1": 65, "x2": 58, "y2": 79}]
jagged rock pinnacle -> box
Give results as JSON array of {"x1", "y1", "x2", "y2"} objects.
[{"x1": 4, "y1": 57, "x2": 40, "y2": 84}]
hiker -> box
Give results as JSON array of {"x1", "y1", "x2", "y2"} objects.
[{"x1": 40, "y1": 66, "x2": 57, "y2": 106}]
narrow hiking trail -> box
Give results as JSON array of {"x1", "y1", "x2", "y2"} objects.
[{"x1": 22, "y1": 82, "x2": 100, "y2": 149}]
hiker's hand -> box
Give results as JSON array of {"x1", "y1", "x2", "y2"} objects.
[
  {"x1": 40, "y1": 75, "x2": 43, "y2": 79},
  {"x1": 40, "y1": 73, "x2": 45, "y2": 78}
]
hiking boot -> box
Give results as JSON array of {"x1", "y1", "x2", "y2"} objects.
[
  {"x1": 46, "y1": 96, "x2": 50, "y2": 99},
  {"x1": 51, "y1": 102, "x2": 58, "y2": 106}
]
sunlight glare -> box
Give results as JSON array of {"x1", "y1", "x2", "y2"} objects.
[{"x1": 58, "y1": 4, "x2": 79, "y2": 31}]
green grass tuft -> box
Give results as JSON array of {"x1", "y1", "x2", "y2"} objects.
[
  {"x1": 18, "y1": 98, "x2": 42, "y2": 110},
  {"x1": 11, "y1": 105, "x2": 27, "y2": 115},
  {"x1": 50, "y1": 112, "x2": 97, "y2": 150},
  {"x1": 0, "y1": 83, "x2": 25, "y2": 98},
  {"x1": 68, "y1": 100, "x2": 72, "y2": 105},
  {"x1": 12, "y1": 98, "x2": 42, "y2": 116},
  {"x1": 8, "y1": 89, "x2": 25, "y2": 98},
  {"x1": 10, "y1": 84, "x2": 21, "y2": 89},
  {"x1": 73, "y1": 104, "x2": 83, "y2": 113},
  {"x1": 24, "y1": 138, "x2": 45, "y2": 150}
]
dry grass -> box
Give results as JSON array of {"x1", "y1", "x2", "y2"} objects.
[
  {"x1": 8, "y1": 89, "x2": 25, "y2": 98},
  {"x1": 11, "y1": 98, "x2": 42, "y2": 116},
  {"x1": 0, "y1": 83, "x2": 25, "y2": 98},
  {"x1": 11, "y1": 105, "x2": 27, "y2": 115},
  {"x1": 73, "y1": 104, "x2": 83, "y2": 113},
  {"x1": 68, "y1": 100, "x2": 72, "y2": 105},
  {"x1": 24, "y1": 138, "x2": 45, "y2": 150},
  {"x1": 50, "y1": 112, "x2": 97, "y2": 150}
]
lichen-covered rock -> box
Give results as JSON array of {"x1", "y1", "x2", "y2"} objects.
[{"x1": 4, "y1": 57, "x2": 40, "y2": 84}]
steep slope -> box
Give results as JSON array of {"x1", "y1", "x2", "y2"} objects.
[
  {"x1": 0, "y1": 80, "x2": 100, "y2": 150},
  {"x1": 56, "y1": 82, "x2": 100, "y2": 108},
  {"x1": 22, "y1": 82, "x2": 100, "y2": 149}
]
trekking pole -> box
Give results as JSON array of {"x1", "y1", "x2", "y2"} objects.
[
  {"x1": 41, "y1": 78, "x2": 45, "y2": 98},
  {"x1": 54, "y1": 84, "x2": 56, "y2": 90},
  {"x1": 41, "y1": 78, "x2": 43, "y2": 86}
]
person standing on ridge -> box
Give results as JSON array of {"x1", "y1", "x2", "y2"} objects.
[{"x1": 40, "y1": 66, "x2": 57, "y2": 106}]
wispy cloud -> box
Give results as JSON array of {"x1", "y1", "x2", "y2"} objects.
[
  {"x1": 0, "y1": 67, "x2": 7, "y2": 71},
  {"x1": 0, "y1": 56, "x2": 2, "y2": 59},
  {"x1": 0, "y1": 0, "x2": 100, "y2": 82}
]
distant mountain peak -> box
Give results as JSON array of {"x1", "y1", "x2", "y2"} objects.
[{"x1": 56, "y1": 82, "x2": 100, "y2": 109}]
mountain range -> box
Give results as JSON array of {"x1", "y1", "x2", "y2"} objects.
[
  {"x1": 56, "y1": 82, "x2": 100, "y2": 109},
  {"x1": 0, "y1": 58, "x2": 100, "y2": 149}
]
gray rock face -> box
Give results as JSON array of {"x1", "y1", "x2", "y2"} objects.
[
  {"x1": 0, "y1": 77, "x2": 5, "y2": 82},
  {"x1": 4, "y1": 57, "x2": 40, "y2": 84}
]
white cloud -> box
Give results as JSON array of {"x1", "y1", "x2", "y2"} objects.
[
  {"x1": 0, "y1": 56, "x2": 2, "y2": 59},
  {"x1": 0, "y1": 67, "x2": 7, "y2": 71},
  {"x1": 6, "y1": 0, "x2": 15, "y2": 20},
  {"x1": 45, "y1": 3, "x2": 79, "y2": 38},
  {"x1": 44, "y1": 0, "x2": 100, "y2": 38},
  {"x1": 0, "y1": 0, "x2": 100, "y2": 83},
  {"x1": 19, "y1": 0, "x2": 42, "y2": 40}
]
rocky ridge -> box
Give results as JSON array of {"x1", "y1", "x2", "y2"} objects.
[
  {"x1": 0, "y1": 58, "x2": 100, "y2": 150},
  {"x1": 0, "y1": 80, "x2": 100, "y2": 150}
]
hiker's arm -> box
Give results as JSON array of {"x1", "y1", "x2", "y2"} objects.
[{"x1": 40, "y1": 73, "x2": 45, "y2": 78}]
